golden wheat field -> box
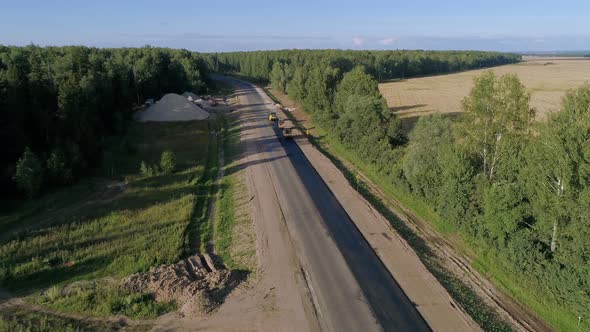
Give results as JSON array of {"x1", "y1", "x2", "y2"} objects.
[{"x1": 379, "y1": 59, "x2": 590, "y2": 120}]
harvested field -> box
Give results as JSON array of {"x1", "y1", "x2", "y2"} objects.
[{"x1": 379, "y1": 59, "x2": 590, "y2": 121}]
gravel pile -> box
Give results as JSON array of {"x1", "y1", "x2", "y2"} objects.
[
  {"x1": 138, "y1": 93, "x2": 209, "y2": 122},
  {"x1": 122, "y1": 255, "x2": 230, "y2": 316}
]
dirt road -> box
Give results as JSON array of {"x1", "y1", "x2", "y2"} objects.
[{"x1": 214, "y1": 76, "x2": 430, "y2": 331}]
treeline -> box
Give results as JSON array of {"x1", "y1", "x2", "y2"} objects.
[
  {"x1": 399, "y1": 74, "x2": 590, "y2": 327},
  {"x1": 213, "y1": 50, "x2": 587, "y2": 329},
  {"x1": 205, "y1": 49, "x2": 520, "y2": 82},
  {"x1": 0, "y1": 45, "x2": 210, "y2": 197}
]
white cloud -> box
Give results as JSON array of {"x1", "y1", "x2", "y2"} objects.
[
  {"x1": 352, "y1": 37, "x2": 365, "y2": 46},
  {"x1": 378, "y1": 37, "x2": 396, "y2": 45}
]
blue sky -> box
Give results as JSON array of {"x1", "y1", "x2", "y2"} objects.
[{"x1": 1, "y1": 0, "x2": 589, "y2": 52}]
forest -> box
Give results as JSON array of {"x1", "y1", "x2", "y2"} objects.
[
  {"x1": 0, "y1": 45, "x2": 210, "y2": 197},
  {"x1": 205, "y1": 49, "x2": 520, "y2": 82},
  {"x1": 211, "y1": 49, "x2": 588, "y2": 329}
]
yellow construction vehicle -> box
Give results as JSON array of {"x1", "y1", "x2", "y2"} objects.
[{"x1": 268, "y1": 112, "x2": 277, "y2": 121}]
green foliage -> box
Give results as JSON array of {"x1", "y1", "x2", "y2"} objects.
[
  {"x1": 211, "y1": 49, "x2": 520, "y2": 83},
  {"x1": 462, "y1": 71, "x2": 533, "y2": 182},
  {"x1": 160, "y1": 150, "x2": 176, "y2": 174},
  {"x1": 436, "y1": 147, "x2": 476, "y2": 230},
  {"x1": 400, "y1": 79, "x2": 590, "y2": 330},
  {"x1": 402, "y1": 114, "x2": 454, "y2": 200},
  {"x1": 334, "y1": 66, "x2": 383, "y2": 106},
  {"x1": 1, "y1": 45, "x2": 211, "y2": 195},
  {"x1": 482, "y1": 181, "x2": 529, "y2": 246},
  {"x1": 270, "y1": 61, "x2": 289, "y2": 93},
  {"x1": 0, "y1": 306, "x2": 130, "y2": 332},
  {"x1": 13, "y1": 147, "x2": 43, "y2": 198},
  {"x1": 139, "y1": 161, "x2": 159, "y2": 177},
  {"x1": 46, "y1": 149, "x2": 72, "y2": 186},
  {"x1": 288, "y1": 66, "x2": 308, "y2": 102},
  {"x1": 34, "y1": 282, "x2": 175, "y2": 319}
]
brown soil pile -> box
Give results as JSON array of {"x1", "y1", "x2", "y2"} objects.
[{"x1": 122, "y1": 255, "x2": 230, "y2": 317}]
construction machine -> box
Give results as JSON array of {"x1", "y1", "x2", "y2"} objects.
[{"x1": 281, "y1": 120, "x2": 295, "y2": 139}]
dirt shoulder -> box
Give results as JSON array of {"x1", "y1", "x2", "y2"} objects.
[{"x1": 267, "y1": 87, "x2": 552, "y2": 332}]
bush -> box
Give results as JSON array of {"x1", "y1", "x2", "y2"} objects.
[
  {"x1": 46, "y1": 285, "x2": 62, "y2": 302},
  {"x1": 139, "y1": 161, "x2": 159, "y2": 177},
  {"x1": 47, "y1": 149, "x2": 72, "y2": 186},
  {"x1": 14, "y1": 147, "x2": 44, "y2": 198},
  {"x1": 160, "y1": 151, "x2": 176, "y2": 174}
]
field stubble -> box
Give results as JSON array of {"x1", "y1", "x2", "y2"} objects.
[{"x1": 379, "y1": 59, "x2": 590, "y2": 125}]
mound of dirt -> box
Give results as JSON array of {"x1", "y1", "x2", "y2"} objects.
[
  {"x1": 122, "y1": 255, "x2": 230, "y2": 316},
  {"x1": 182, "y1": 91, "x2": 199, "y2": 102},
  {"x1": 138, "y1": 93, "x2": 209, "y2": 122}
]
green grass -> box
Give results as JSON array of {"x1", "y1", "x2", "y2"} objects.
[
  {"x1": 214, "y1": 116, "x2": 236, "y2": 266},
  {"x1": 0, "y1": 306, "x2": 150, "y2": 332},
  {"x1": 473, "y1": 255, "x2": 585, "y2": 332},
  {"x1": 0, "y1": 120, "x2": 211, "y2": 320},
  {"x1": 186, "y1": 120, "x2": 219, "y2": 254},
  {"x1": 213, "y1": 115, "x2": 256, "y2": 272},
  {"x1": 0, "y1": 181, "x2": 97, "y2": 237},
  {"x1": 32, "y1": 281, "x2": 175, "y2": 320}
]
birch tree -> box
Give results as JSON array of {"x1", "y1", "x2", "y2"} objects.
[
  {"x1": 462, "y1": 71, "x2": 533, "y2": 182},
  {"x1": 525, "y1": 85, "x2": 590, "y2": 252}
]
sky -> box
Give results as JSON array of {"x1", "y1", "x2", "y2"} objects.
[{"x1": 1, "y1": 0, "x2": 589, "y2": 52}]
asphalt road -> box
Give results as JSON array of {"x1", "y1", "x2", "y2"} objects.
[{"x1": 217, "y1": 76, "x2": 430, "y2": 332}]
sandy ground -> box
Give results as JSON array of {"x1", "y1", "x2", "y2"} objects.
[{"x1": 379, "y1": 59, "x2": 590, "y2": 121}]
